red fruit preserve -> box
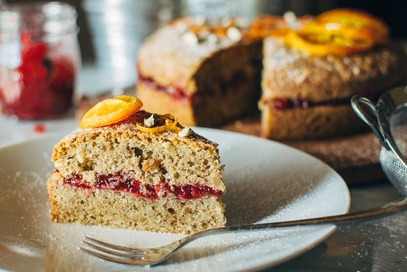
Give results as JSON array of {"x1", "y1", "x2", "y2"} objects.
[{"x1": 0, "y1": 2, "x2": 80, "y2": 119}]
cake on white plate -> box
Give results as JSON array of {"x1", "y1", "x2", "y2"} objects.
[{"x1": 47, "y1": 95, "x2": 226, "y2": 234}]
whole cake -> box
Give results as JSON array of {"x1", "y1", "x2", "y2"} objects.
[
  {"x1": 47, "y1": 96, "x2": 226, "y2": 234},
  {"x1": 136, "y1": 9, "x2": 407, "y2": 140}
]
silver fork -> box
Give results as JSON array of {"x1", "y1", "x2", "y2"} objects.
[{"x1": 81, "y1": 196, "x2": 407, "y2": 266}]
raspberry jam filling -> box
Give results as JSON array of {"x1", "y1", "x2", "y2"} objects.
[
  {"x1": 63, "y1": 172, "x2": 223, "y2": 200},
  {"x1": 272, "y1": 90, "x2": 381, "y2": 110},
  {"x1": 272, "y1": 97, "x2": 350, "y2": 110},
  {"x1": 140, "y1": 70, "x2": 383, "y2": 111},
  {"x1": 138, "y1": 73, "x2": 190, "y2": 100},
  {"x1": 138, "y1": 71, "x2": 252, "y2": 100}
]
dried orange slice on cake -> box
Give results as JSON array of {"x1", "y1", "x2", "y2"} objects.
[
  {"x1": 284, "y1": 22, "x2": 375, "y2": 56},
  {"x1": 284, "y1": 8, "x2": 389, "y2": 56},
  {"x1": 317, "y1": 8, "x2": 389, "y2": 43},
  {"x1": 80, "y1": 95, "x2": 143, "y2": 129}
]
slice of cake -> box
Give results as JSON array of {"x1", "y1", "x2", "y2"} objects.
[{"x1": 47, "y1": 96, "x2": 226, "y2": 234}]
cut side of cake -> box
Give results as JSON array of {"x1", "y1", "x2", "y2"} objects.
[
  {"x1": 47, "y1": 97, "x2": 226, "y2": 234},
  {"x1": 137, "y1": 17, "x2": 263, "y2": 128},
  {"x1": 136, "y1": 10, "x2": 407, "y2": 141}
]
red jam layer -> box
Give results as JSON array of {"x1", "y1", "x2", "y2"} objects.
[
  {"x1": 272, "y1": 97, "x2": 349, "y2": 110},
  {"x1": 271, "y1": 90, "x2": 382, "y2": 110},
  {"x1": 139, "y1": 71, "x2": 383, "y2": 111},
  {"x1": 64, "y1": 172, "x2": 223, "y2": 200},
  {"x1": 138, "y1": 73, "x2": 190, "y2": 100},
  {"x1": 137, "y1": 71, "x2": 251, "y2": 101}
]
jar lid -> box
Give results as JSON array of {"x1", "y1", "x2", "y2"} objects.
[{"x1": 0, "y1": 2, "x2": 78, "y2": 41}]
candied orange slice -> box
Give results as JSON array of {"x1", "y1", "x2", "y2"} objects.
[
  {"x1": 80, "y1": 95, "x2": 143, "y2": 129},
  {"x1": 301, "y1": 22, "x2": 382, "y2": 43},
  {"x1": 317, "y1": 8, "x2": 389, "y2": 43},
  {"x1": 285, "y1": 27, "x2": 374, "y2": 56},
  {"x1": 244, "y1": 15, "x2": 289, "y2": 40},
  {"x1": 285, "y1": 8, "x2": 388, "y2": 56}
]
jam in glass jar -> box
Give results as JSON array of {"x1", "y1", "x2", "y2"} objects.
[{"x1": 0, "y1": 2, "x2": 80, "y2": 119}]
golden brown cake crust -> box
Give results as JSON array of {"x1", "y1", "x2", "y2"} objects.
[
  {"x1": 261, "y1": 38, "x2": 407, "y2": 102},
  {"x1": 260, "y1": 104, "x2": 369, "y2": 140}
]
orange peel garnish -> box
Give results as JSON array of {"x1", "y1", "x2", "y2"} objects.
[
  {"x1": 136, "y1": 114, "x2": 182, "y2": 133},
  {"x1": 317, "y1": 8, "x2": 389, "y2": 43},
  {"x1": 285, "y1": 21, "x2": 375, "y2": 56},
  {"x1": 244, "y1": 15, "x2": 290, "y2": 40},
  {"x1": 285, "y1": 9, "x2": 388, "y2": 56},
  {"x1": 285, "y1": 29, "x2": 374, "y2": 56},
  {"x1": 80, "y1": 95, "x2": 143, "y2": 129}
]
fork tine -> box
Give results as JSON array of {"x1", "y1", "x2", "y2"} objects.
[
  {"x1": 81, "y1": 239, "x2": 144, "y2": 259},
  {"x1": 80, "y1": 246, "x2": 151, "y2": 266},
  {"x1": 83, "y1": 236, "x2": 146, "y2": 254}
]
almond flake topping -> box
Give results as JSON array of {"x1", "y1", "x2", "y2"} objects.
[
  {"x1": 178, "y1": 127, "x2": 191, "y2": 137},
  {"x1": 227, "y1": 26, "x2": 242, "y2": 42},
  {"x1": 182, "y1": 31, "x2": 199, "y2": 46},
  {"x1": 181, "y1": 16, "x2": 246, "y2": 46},
  {"x1": 144, "y1": 114, "x2": 155, "y2": 127}
]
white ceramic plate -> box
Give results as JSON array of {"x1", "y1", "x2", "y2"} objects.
[{"x1": 0, "y1": 128, "x2": 350, "y2": 272}]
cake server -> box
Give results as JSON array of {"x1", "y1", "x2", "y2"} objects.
[{"x1": 352, "y1": 86, "x2": 407, "y2": 195}]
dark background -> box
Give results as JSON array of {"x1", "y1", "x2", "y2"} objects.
[{"x1": 320, "y1": 0, "x2": 407, "y2": 39}]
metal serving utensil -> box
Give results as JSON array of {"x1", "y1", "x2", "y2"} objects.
[{"x1": 352, "y1": 86, "x2": 407, "y2": 195}]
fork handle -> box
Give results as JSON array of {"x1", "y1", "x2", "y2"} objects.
[
  {"x1": 172, "y1": 197, "x2": 407, "y2": 253},
  {"x1": 189, "y1": 196, "x2": 407, "y2": 240}
]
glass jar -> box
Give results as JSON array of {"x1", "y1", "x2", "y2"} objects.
[{"x1": 0, "y1": 2, "x2": 80, "y2": 119}]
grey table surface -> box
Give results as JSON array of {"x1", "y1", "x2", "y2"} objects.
[{"x1": 271, "y1": 181, "x2": 407, "y2": 271}]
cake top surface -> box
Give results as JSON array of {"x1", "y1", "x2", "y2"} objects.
[
  {"x1": 68, "y1": 95, "x2": 214, "y2": 145},
  {"x1": 52, "y1": 96, "x2": 225, "y2": 191},
  {"x1": 137, "y1": 16, "x2": 255, "y2": 90},
  {"x1": 65, "y1": 109, "x2": 213, "y2": 145},
  {"x1": 260, "y1": 38, "x2": 407, "y2": 101},
  {"x1": 138, "y1": 9, "x2": 392, "y2": 90}
]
